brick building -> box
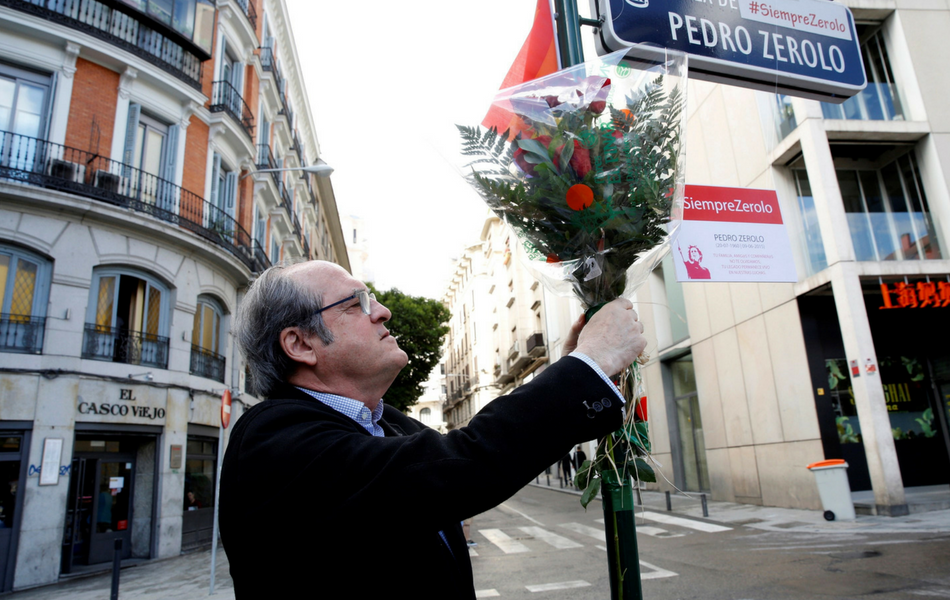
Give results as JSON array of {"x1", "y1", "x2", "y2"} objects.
[{"x1": 0, "y1": 0, "x2": 346, "y2": 590}]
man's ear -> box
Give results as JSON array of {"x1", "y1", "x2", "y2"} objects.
[{"x1": 279, "y1": 327, "x2": 318, "y2": 367}]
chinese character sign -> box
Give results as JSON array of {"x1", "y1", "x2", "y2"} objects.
[{"x1": 880, "y1": 281, "x2": 950, "y2": 309}]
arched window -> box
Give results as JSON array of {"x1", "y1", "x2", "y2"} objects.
[
  {"x1": 0, "y1": 244, "x2": 51, "y2": 354},
  {"x1": 190, "y1": 296, "x2": 226, "y2": 382},
  {"x1": 83, "y1": 268, "x2": 170, "y2": 368},
  {"x1": 419, "y1": 407, "x2": 432, "y2": 425}
]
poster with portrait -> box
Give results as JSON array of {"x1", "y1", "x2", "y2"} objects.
[{"x1": 674, "y1": 185, "x2": 797, "y2": 283}]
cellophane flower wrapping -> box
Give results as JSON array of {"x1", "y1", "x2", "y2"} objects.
[{"x1": 459, "y1": 49, "x2": 688, "y2": 312}]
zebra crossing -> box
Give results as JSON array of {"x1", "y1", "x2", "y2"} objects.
[{"x1": 470, "y1": 510, "x2": 733, "y2": 596}]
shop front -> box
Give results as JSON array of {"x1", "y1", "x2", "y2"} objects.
[
  {"x1": 61, "y1": 427, "x2": 160, "y2": 573},
  {"x1": 800, "y1": 277, "x2": 950, "y2": 491},
  {"x1": 0, "y1": 425, "x2": 28, "y2": 593}
]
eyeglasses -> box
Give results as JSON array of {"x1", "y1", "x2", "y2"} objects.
[{"x1": 314, "y1": 289, "x2": 376, "y2": 316}]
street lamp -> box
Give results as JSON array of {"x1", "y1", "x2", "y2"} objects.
[{"x1": 254, "y1": 158, "x2": 334, "y2": 178}]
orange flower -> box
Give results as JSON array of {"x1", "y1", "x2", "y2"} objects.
[{"x1": 566, "y1": 184, "x2": 594, "y2": 211}]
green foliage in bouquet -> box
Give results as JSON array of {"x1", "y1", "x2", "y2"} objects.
[{"x1": 459, "y1": 76, "x2": 683, "y2": 308}]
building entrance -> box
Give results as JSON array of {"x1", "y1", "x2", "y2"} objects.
[
  {"x1": 0, "y1": 433, "x2": 27, "y2": 592},
  {"x1": 62, "y1": 436, "x2": 149, "y2": 573},
  {"x1": 800, "y1": 283, "x2": 950, "y2": 492}
]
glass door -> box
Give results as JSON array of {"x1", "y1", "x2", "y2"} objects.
[
  {"x1": 62, "y1": 454, "x2": 134, "y2": 569},
  {"x1": 88, "y1": 459, "x2": 133, "y2": 565},
  {"x1": 671, "y1": 355, "x2": 710, "y2": 492},
  {"x1": 0, "y1": 435, "x2": 24, "y2": 592}
]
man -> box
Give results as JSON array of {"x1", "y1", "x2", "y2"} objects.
[{"x1": 220, "y1": 260, "x2": 646, "y2": 599}]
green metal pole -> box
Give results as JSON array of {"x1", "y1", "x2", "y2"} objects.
[{"x1": 559, "y1": 4, "x2": 643, "y2": 598}]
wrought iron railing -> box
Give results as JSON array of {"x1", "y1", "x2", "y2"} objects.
[
  {"x1": 190, "y1": 344, "x2": 226, "y2": 383},
  {"x1": 211, "y1": 81, "x2": 255, "y2": 139},
  {"x1": 260, "y1": 46, "x2": 277, "y2": 75},
  {"x1": 0, "y1": 314, "x2": 46, "y2": 354},
  {"x1": 255, "y1": 144, "x2": 281, "y2": 190},
  {"x1": 0, "y1": 130, "x2": 270, "y2": 273},
  {"x1": 82, "y1": 324, "x2": 169, "y2": 368},
  {"x1": 2, "y1": 0, "x2": 203, "y2": 89},
  {"x1": 234, "y1": 0, "x2": 257, "y2": 30}
]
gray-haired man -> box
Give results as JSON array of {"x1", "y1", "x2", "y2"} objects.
[{"x1": 220, "y1": 260, "x2": 646, "y2": 599}]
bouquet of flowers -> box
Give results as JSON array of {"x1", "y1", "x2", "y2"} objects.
[
  {"x1": 459, "y1": 48, "x2": 687, "y2": 502},
  {"x1": 460, "y1": 48, "x2": 688, "y2": 598}
]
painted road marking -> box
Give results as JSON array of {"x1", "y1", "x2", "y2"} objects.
[
  {"x1": 518, "y1": 526, "x2": 583, "y2": 549},
  {"x1": 640, "y1": 560, "x2": 679, "y2": 580},
  {"x1": 638, "y1": 511, "x2": 732, "y2": 533},
  {"x1": 560, "y1": 522, "x2": 605, "y2": 541},
  {"x1": 526, "y1": 580, "x2": 591, "y2": 592},
  {"x1": 910, "y1": 590, "x2": 950, "y2": 598},
  {"x1": 475, "y1": 590, "x2": 500, "y2": 598},
  {"x1": 595, "y1": 519, "x2": 685, "y2": 538},
  {"x1": 468, "y1": 547, "x2": 478, "y2": 557},
  {"x1": 480, "y1": 528, "x2": 530, "y2": 554}
]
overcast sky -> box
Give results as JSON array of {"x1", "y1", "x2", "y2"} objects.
[{"x1": 285, "y1": 0, "x2": 598, "y2": 299}]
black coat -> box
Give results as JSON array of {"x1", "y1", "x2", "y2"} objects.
[{"x1": 219, "y1": 356, "x2": 622, "y2": 599}]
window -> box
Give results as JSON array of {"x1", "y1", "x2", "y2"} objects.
[
  {"x1": 209, "y1": 153, "x2": 237, "y2": 236},
  {"x1": 772, "y1": 94, "x2": 797, "y2": 140},
  {"x1": 83, "y1": 269, "x2": 170, "y2": 368},
  {"x1": 821, "y1": 27, "x2": 903, "y2": 122},
  {"x1": 119, "y1": 0, "x2": 213, "y2": 54},
  {"x1": 0, "y1": 244, "x2": 51, "y2": 354},
  {"x1": 122, "y1": 107, "x2": 178, "y2": 210},
  {"x1": 184, "y1": 437, "x2": 216, "y2": 511},
  {"x1": 1, "y1": 62, "x2": 51, "y2": 172},
  {"x1": 254, "y1": 204, "x2": 266, "y2": 249},
  {"x1": 190, "y1": 296, "x2": 225, "y2": 382},
  {"x1": 270, "y1": 230, "x2": 280, "y2": 264},
  {"x1": 791, "y1": 169, "x2": 828, "y2": 276},
  {"x1": 419, "y1": 407, "x2": 432, "y2": 425},
  {"x1": 835, "y1": 147, "x2": 940, "y2": 261}
]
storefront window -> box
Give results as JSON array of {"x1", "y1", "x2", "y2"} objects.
[
  {"x1": 184, "y1": 438, "x2": 216, "y2": 510},
  {"x1": 881, "y1": 356, "x2": 937, "y2": 440},
  {"x1": 827, "y1": 358, "x2": 861, "y2": 444}
]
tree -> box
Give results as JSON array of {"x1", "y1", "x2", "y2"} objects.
[{"x1": 369, "y1": 284, "x2": 450, "y2": 413}]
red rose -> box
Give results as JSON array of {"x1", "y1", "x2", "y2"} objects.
[
  {"x1": 513, "y1": 135, "x2": 553, "y2": 176},
  {"x1": 589, "y1": 78, "x2": 611, "y2": 114},
  {"x1": 559, "y1": 140, "x2": 591, "y2": 178}
]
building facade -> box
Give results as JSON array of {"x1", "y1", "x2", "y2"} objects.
[
  {"x1": 0, "y1": 0, "x2": 346, "y2": 590},
  {"x1": 637, "y1": 0, "x2": 950, "y2": 515},
  {"x1": 441, "y1": 215, "x2": 581, "y2": 428}
]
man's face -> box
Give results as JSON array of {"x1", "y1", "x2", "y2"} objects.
[{"x1": 288, "y1": 262, "x2": 408, "y2": 397}]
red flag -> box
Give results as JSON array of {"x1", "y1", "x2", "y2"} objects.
[{"x1": 482, "y1": 0, "x2": 560, "y2": 137}]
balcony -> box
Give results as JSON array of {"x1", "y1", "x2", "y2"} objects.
[
  {"x1": 82, "y1": 324, "x2": 169, "y2": 369},
  {"x1": 0, "y1": 315, "x2": 45, "y2": 354},
  {"x1": 256, "y1": 143, "x2": 281, "y2": 189},
  {"x1": 211, "y1": 81, "x2": 255, "y2": 139},
  {"x1": 260, "y1": 46, "x2": 280, "y2": 78},
  {"x1": 507, "y1": 340, "x2": 531, "y2": 374},
  {"x1": 2, "y1": 0, "x2": 203, "y2": 89},
  {"x1": 190, "y1": 345, "x2": 225, "y2": 383},
  {"x1": 821, "y1": 82, "x2": 904, "y2": 122},
  {"x1": 0, "y1": 130, "x2": 270, "y2": 273},
  {"x1": 526, "y1": 332, "x2": 545, "y2": 357},
  {"x1": 233, "y1": 0, "x2": 257, "y2": 30}
]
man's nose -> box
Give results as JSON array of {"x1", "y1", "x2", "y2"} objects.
[{"x1": 373, "y1": 300, "x2": 392, "y2": 322}]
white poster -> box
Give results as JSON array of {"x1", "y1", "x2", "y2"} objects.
[
  {"x1": 675, "y1": 185, "x2": 798, "y2": 283},
  {"x1": 40, "y1": 438, "x2": 63, "y2": 486}
]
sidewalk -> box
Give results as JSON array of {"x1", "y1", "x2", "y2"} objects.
[
  {"x1": 5, "y1": 548, "x2": 233, "y2": 600},
  {"x1": 530, "y1": 474, "x2": 950, "y2": 535}
]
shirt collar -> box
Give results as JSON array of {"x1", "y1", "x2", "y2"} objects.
[{"x1": 295, "y1": 387, "x2": 385, "y2": 437}]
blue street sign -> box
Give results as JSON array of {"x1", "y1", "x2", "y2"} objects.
[{"x1": 590, "y1": 0, "x2": 867, "y2": 102}]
